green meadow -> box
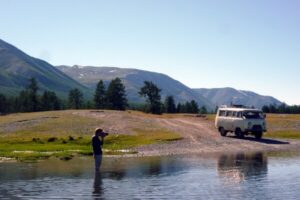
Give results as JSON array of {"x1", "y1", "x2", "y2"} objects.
[
  {"x1": 264, "y1": 114, "x2": 300, "y2": 139},
  {"x1": 0, "y1": 110, "x2": 181, "y2": 161}
]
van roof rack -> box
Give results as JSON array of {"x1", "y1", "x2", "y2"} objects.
[
  {"x1": 231, "y1": 104, "x2": 246, "y2": 108},
  {"x1": 220, "y1": 104, "x2": 255, "y2": 109}
]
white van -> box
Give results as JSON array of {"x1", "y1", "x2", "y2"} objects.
[{"x1": 215, "y1": 107, "x2": 267, "y2": 139}]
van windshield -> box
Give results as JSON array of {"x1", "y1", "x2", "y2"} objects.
[{"x1": 243, "y1": 111, "x2": 264, "y2": 119}]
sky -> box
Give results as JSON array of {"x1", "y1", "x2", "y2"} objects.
[{"x1": 0, "y1": 0, "x2": 299, "y2": 104}]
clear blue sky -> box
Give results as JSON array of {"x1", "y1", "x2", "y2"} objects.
[{"x1": 1, "y1": 0, "x2": 299, "y2": 104}]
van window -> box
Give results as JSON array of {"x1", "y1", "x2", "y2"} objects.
[
  {"x1": 232, "y1": 112, "x2": 237, "y2": 117},
  {"x1": 219, "y1": 111, "x2": 226, "y2": 116},
  {"x1": 226, "y1": 111, "x2": 233, "y2": 117},
  {"x1": 237, "y1": 112, "x2": 242, "y2": 118},
  {"x1": 243, "y1": 111, "x2": 264, "y2": 119}
]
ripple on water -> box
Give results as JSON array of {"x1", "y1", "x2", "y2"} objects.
[{"x1": 0, "y1": 153, "x2": 300, "y2": 199}]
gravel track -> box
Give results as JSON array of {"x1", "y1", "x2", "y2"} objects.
[
  {"x1": 73, "y1": 111, "x2": 300, "y2": 156},
  {"x1": 135, "y1": 116, "x2": 300, "y2": 156}
]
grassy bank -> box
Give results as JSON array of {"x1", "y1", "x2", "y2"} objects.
[
  {"x1": 0, "y1": 110, "x2": 181, "y2": 161},
  {"x1": 265, "y1": 114, "x2": 300, "y2": 139}
]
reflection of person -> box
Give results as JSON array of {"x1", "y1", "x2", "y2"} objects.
[
  {"x1": 92, "y1": 128, "x2": 107, "y2": 172},
  {"x1": 93, "y1": 172, "x2": 103, "y2": 197}
]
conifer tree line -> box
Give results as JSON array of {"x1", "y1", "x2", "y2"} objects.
[
  {"x1": 93, "y1": 77, "x2": 127, "y2": 110},
  {"x1": 262, "y1": 103, "x2": 300, "y2": 114},
  {"x1": 0, "y1": 78, "x2": 62, "y2": 113},
  {"x1": 0, "y1": 77, "x2": 129, "y2": 114},
  {"x1": 0, "y1": 77, "x2": 211, "y2": 115}
]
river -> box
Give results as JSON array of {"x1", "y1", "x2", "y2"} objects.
[{"x1": 0, "y1": 152, "x2": 300, "y2": 199}]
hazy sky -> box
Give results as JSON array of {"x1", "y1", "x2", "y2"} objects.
[{"x1": 1, "y1": 0, "x2": 299, "y2": 104}]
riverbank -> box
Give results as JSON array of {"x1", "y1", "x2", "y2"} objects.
[
  {"x1": 0, "y1": 110, "x2": 182, "y2": 161},
  {"x1": 0, "y1": 110, "x2": 300, "y2": 162}
]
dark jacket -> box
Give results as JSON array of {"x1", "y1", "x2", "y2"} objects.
[{"x1": 92, "y1": 136, "x2": 103, "y2": 155}]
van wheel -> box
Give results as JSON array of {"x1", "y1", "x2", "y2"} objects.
[
  {"x1": 255, "y1": 132, "x2": 263, "y2": 139},
  {"x1": 235, "y1": 128, "x2": 244, "y2": 138},
  {"x1": 219, "y1": 127, "x2": 227, "y2": 137}
]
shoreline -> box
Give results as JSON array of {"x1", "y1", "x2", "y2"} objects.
[
  {"x1": 1, "y1": 140, "x2": 300, "y2": 163},
  {"x1": 1, "y1": 110, "x2": 300, "y2": 162}
]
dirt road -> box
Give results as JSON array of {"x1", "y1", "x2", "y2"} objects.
[
  {"x1": 72, "y1": 110, "x2": 300, "y2": 156},
  {"x1": 135, "y1": 116, "x2": 300, "y2": 156}
]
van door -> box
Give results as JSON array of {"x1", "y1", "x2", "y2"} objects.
[
  {"x1": 234, "y1": 112, "x2": 244, "y2": 131},
  {"x1": 224, "y1": 111, "x2": 233, "y2": 131},
  {"x1": 216, "y1": 110, "x2": 226, "y2": 129}
]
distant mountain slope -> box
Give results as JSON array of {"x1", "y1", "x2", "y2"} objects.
[
  {"x1": 57, "y1": 65, "x2": 214, "y2": 109},
  {"x1": 193, "y1": 87, "x2": 282, "y2": 109},
  {"x1": 0, "y1": 39, "x2": 90, "y2": 98}
]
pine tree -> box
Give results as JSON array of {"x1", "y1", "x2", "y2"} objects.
[
  {"x1": 41, "y1": 91, "x2": 61, "y2": 111},
  {"x1": 262, "y1": 105, "x2": 270, "y2": 113},
  {"x1": 139, "y1": 81, "x2": 162, "y2": 114},
  {"x1": 94, "y1": 80, "x2": 106, "y2": 109},
  {"x1": 18, "y1": 77, "x2": 40, "y2": 112},
  {"x1": 68, "y1": 88, "x2": 83, "y2": 109},
  {"x1": 0, "y1": 94, "x2": 8, "y2": 114},
  {"x1": 176, "y1": 103, "x2": 182, "y2": 113},
  {"x1": 18, "y1": 90, "x2": 31, "y2": 112},
  {"x1": 185, "y1": 101, "x2": 192, "y2": 113},
  {"x1": 190, "y1": 100, "x2": 199, "y2": 113},
  {"x1": 164, "y1": 95, "x2": 176, "y2": 113},
  {"x1": 106, "y1": 77, "x2": 127, "y2": 110},
  {"x1": 85, "y1": 100, "x2": 94, "y2": 109},
  {"x1": 199, "y1": 106, "x2": 207, "y2": 114}
]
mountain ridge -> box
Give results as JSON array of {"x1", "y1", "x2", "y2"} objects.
[
  {"x1": 56, "y1": 65, "x2": 215, "y2": 109},
  {"x1": 193, "y1": 87, "x2": 282, "y2": 109},
  {"x1": 0, "y1": 39, "x2": 91, "y2": 98}
]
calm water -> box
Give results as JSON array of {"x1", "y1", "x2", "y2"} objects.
[{"x1": 1, "y1": 152, "x2": 300, "y2": 200}]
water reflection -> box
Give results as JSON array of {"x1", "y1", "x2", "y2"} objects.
[
  {"x1": 0, "y1": 156, "x2": 187, "y2": 182},
  {"x1": 217, "y1": 152, "x2": 268, "y2": 183},
  {"x1": 1, "y1": 153, "x2": 300, "y2": 199},
  {"x1": 0, "y1": 157, "x2": 92, "y2": 181},
  {"x1": 93, "y1": 172, "x2": 104, "y2": 199},
  {"x1": 102, "y1": 156, "x2": 187, "y2": 179}
]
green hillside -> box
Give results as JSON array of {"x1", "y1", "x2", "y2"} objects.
[
  {"x1": 57, "y1": 65, "x2": 215, "y2": 109},
  {"x1": 0, "y1": 39, "x2": 91, "y2": 98}
]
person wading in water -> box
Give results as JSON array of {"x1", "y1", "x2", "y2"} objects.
[{"x1": 92, "y1": 128, "x2": 108, "y2": 172}]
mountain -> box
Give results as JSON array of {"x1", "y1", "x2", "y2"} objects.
[
  {"x1": 56, "y1": 65, "x2": 214, "y2": 109},
  {"x1": 0, "y1": 39, "x2": 91, "y2": 98},
  {"x1": 0, "y1": 39, "x2": 281, "y2": 110},
  {"x1": 193, "y1": 87, "x2": 282, "y2": 109}
]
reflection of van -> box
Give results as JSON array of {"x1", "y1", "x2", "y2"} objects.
[
  {"x1": 215, "y1": 107, "x2": 267, "y2": 139},
  {"x1": 217, "y1": 153, "x2": 267, "y2": 183}
]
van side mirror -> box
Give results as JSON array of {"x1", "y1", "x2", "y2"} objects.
[{"x1": 263, "y1": 114, "x2": 266, "y2": 119}]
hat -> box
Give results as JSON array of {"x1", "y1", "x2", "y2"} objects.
[{"x1": 95, "y1": 128, "x2": 103, "y2": 134}]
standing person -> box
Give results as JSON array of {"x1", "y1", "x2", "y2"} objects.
[{"x1": 92, "y1": 128, "x2": 107, "y2": 172}]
